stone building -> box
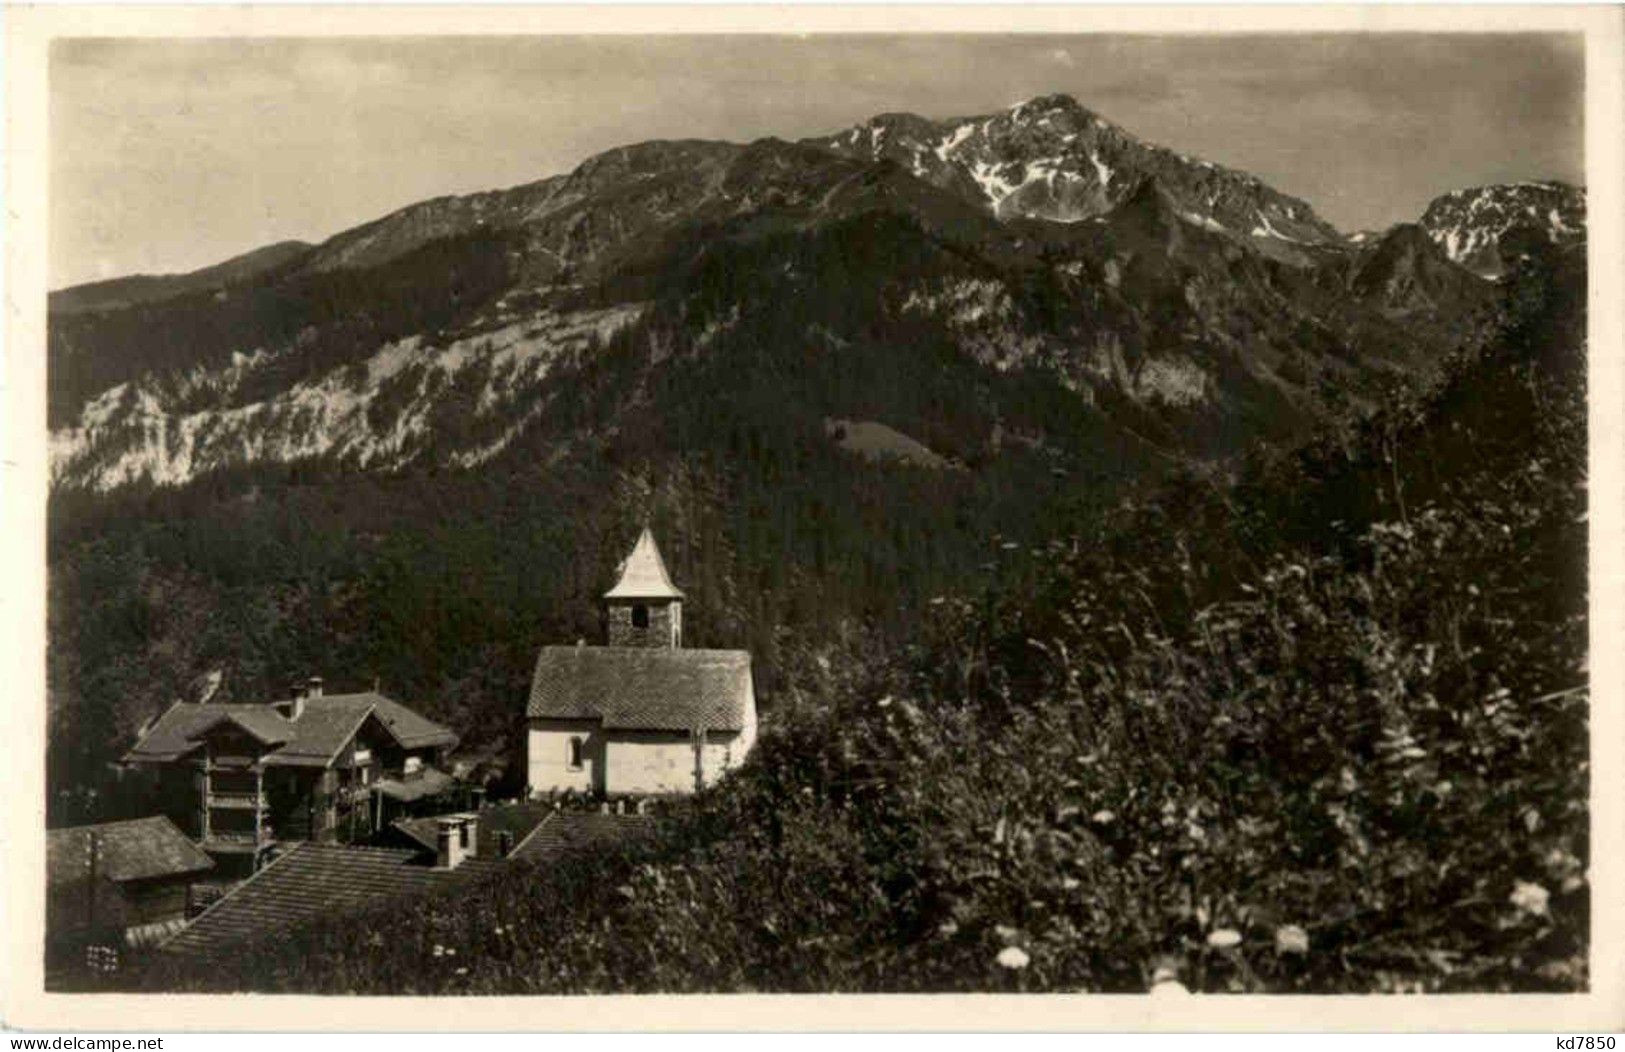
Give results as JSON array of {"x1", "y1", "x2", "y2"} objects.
[{"x1": 526, "y1": 529, "x2": 757, "y2": 796}]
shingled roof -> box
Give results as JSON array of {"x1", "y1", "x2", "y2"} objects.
[
  {"x1": 190, "y1": 709, "x2": 293, "y2": 747},
  {"x1": 47, "y1": 816, "x2": 213, "y2": 888},
  {"x1": 603, "y1": 528, "x2": 684, "y2": 600},
  {"x1": 123, "y1": 692, "x2": 457, "y2": 768},
  {"x1": 358, "y1": 693, "x2": 460, "y2": 749},
  {"x1": 162, "y1": 842, "x2": 503, "y2": 958},
  {"x1": 527, "y1": 647, "x2": 752, "y2": 732},
  {"x1": 392, "y1": 801, "x2": 556, "y2": 858}
]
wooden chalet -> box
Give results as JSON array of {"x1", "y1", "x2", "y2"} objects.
[
  {"x1": 46, "y1": 816, "x2": 214, "y2": 962},
  {"x1": 121, "y1": 677, "x2": 458, "y2": 874}
]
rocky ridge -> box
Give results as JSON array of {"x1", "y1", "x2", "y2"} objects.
[
  {"x1": 1417, "y1": 181, "x2": 1585, "y2": 278},
  {"x1": 47, "y1": 95, "x2": 1567, "y2": 494},
  {"x1": 809, "y1": 95, "x2": 1343, "y2": 258}
]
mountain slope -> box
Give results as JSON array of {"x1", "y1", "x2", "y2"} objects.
[
  {"x1": 49, "y1": 240, "x2": 313, "y2": 315},
  {"x1": 47, "y1": 166, "x2": 1486, "y2": 493},
  {"x1": 139, "y1": 237, "x2": 1589, "y2": 995},
  {"x1": 47, "y1": 99, "x2": 1504, "y2": 495},
  {"x1": 53, "y1": 92, "x2": 1500, "y2": 455},
  {"x1": 809, "y1": 95, "x2": 1344, "y2": 260},
  {"x1": 301, "y1": 140, "x2": 747, "y2": 278},
  {"x1": 44, "y1": 92, "x2": 1566, "y2": 859},
  {"x1": 1418, "y1": 181, "x2": 1585, "y2": 278},
  {"x1": 1350, "y1": 223, "x2": 1490, "y2": 315}
]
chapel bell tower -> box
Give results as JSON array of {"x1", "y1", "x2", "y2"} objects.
[{"x1": 604, "y1": 528, "x2": 684, "y2": 649}]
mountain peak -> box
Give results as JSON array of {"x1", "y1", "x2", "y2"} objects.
[
  {"x1": 1376, "y1": 221, "x2": 1435, "y2": 251},
  {"x1": 810, "y1": 97, "x2": 1343, "y2": 249},
  {"x1": 1417, "y1": 180, "x2": 1585, "y2": 278},
  {"x1": 1353, "y1": 220, "x2": 1486, "y2": 310},
  {"x1": 1010, "y1": 93, "x2": 1089, "y2": 117}
]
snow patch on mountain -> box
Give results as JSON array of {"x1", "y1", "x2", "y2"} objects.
[
  {"x1": 1088, "y1": 152, "x2": 1113, "y2": 189},
  {"x1": 969, "y1": 161, "x2": 1022, "y2": 211},
  {"x1": 935, "y1": 122, "x2": 975, "y2": 161},
  {"x1": 1181, "y1": 211, "x2": 1229, "y2": 234},
  {"x1": 1250, "y1": 210, "x2": 1304, "y2": 244},
  {"x1": 1418, "y1": 181, "x2": 1585, "y2": 277},
  {"x1": 811, "y1": 93, "x2": 1344, "y2": 250}
]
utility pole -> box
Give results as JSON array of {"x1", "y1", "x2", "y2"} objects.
[{"x1": 85, "y1": 829, "x2": 101, "y2": 934}]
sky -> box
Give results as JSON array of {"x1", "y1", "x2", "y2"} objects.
[{"x1": 49, "y1": 33, "x2": 1584, "y2": 290}]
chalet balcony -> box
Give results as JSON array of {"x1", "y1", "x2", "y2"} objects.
[
  {"x1": 206, "y1": 791, "x2": 269, "y2": 810},
  {"x1": 335, "y1": 784, "x2": 373, "y2": 806},
  {"x1": 201, "y1": 756, "x2": 259, "y2": 772}
]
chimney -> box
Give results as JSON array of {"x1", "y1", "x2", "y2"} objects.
[
  {"x1": 462, "y1": 813, "x2": 479, "y2": 860},
  {"x1": 497, "y1": 830, "x2": 514, "y2": 859},
  {"x1": 307, "y1": 675, "x2": 324, "y2": 699},
  {"x1": 434, "y1": 817, "x2": 466, "y2": 870},
  {"x1": 287, "y1": 682, "x2": 308, "y2": 720}
]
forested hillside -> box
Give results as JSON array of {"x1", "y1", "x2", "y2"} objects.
[{"x1": 141, "y1": 238, "x2": 1586, "y2": 994}]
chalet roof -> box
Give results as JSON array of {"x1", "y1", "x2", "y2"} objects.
[
  {"x1": 125, "y1": 704, "x2": 283, "y2": 763},
  {"x1": 357, "y1": 692, "x2": 461, "y2": 750},
  {"x1": 526, "y1": 646, "x2": 753, "y2": 733},
  {"x1": 268, "y1": 697, "x2": 377, "y2": 765},
  {"x1": 603, "y1": 528, "x2": 685, "y2": 600},
  {"x1": 122, "y1": 692, "x2": 457, "y2": 768},
  {"x1": 190, "y1": 709, "x2": 293, "y2": 747},
  {"x1": 162, "y1": 842, "x2": 503, "y2": 958},
  {"x1": 47, "y1": 816, "x2": 214, "y2": 888}
]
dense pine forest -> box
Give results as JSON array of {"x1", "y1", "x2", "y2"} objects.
[{"x1": 121, "y1": 237, "x2": 1587, "y2": 994}]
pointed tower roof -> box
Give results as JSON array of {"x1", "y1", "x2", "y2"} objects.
[{"x1": 604, "y1": 528, "x2": 685, "y2": 600}]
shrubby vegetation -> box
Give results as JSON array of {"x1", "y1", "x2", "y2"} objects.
[{"x1": 138, "y1": 243, "x2": 1586, "y2": 993}]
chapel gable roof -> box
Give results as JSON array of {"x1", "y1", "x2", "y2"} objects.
[{"x1": 526, "y1": 647, "x2": 752, "y2": 733}]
